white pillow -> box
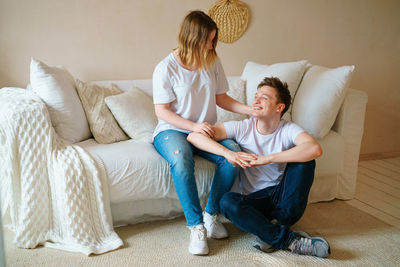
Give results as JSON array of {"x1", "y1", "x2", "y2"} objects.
[
  {"x1": 105, "y1": 87, "x2": 157, "y2": 143},
  {"x1": 216, "y1": 77, "x2": 248, "y2": 124},
  {"x1": 30, "y1": 58, "x2": 91, "y2": 143},
  {"x1": 241, "y1": 60, "x2": 308, "y2": 121},
  {"x1": 75, "y1": 79, "x2": 129, "y2": 144},
  {"x1": 292, "y1": 65, "x2": 355, "y2": 139}
]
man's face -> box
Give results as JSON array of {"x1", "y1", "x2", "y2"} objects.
[{"x1": 252, "y1": 85, "x2": 284, "y2": 118}]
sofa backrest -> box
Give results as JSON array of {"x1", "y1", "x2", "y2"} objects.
[
  {"x1": 93, "y1": 77, "x2": 243, "y2": 98},
  {"x1": 94, "y1": 79, "x2": 153, "y2": 96}
]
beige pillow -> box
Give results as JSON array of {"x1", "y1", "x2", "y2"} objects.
[
  {"x1": 30, "y1": 58, "x2": 91, "y2": 143},
  {"x1": 105, "y1": 87, "x2": 157, "y2": 143},
  {"x1": 292, "y1": 64, "x2": 355, "y2": 139},
  {"x1": 75, "y1": 79, "x2": 129, "y2": 144}
]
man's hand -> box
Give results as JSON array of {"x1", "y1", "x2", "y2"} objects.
[
  {"x1": 192, "y1": 122, "x2": 215, "y2": 138},
  {"x1": 224, "y1": 151, "x2": 258, "y2": 168},
  {"x1": 249, "y1": 155, "x2": 271, "y2": 166}
]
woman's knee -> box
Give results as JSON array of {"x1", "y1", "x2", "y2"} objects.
[
  {"x1": 171, "y1": 153, "x2": 194, "y2": 174},
  {"x1": 220, "y1": 139, "x2": 241, "y2": 152}
]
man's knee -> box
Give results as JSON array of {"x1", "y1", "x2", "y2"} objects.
[
  {"x1": 286, "y1": 160, "x2": 315, "y2": 186},
  {"x1": 220, "y1": 192, "x2": 241, "y2": 217},
  {"x1": 275, "y1": 204, "x2": 307, "y2": 226},
  {"x1": 288, "y1": 160, "x2": 315, "y2": 173}
]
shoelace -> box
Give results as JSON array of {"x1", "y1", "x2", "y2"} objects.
[
  {"x1": 291, "y1": 237, "x2": 313, "y2": 255},
  {"x1": 191, "y1": 227, "x2": 206, "y2": 240},
  {"x1": 208, "y1": 214, "x2": 218, "y2": 226}
]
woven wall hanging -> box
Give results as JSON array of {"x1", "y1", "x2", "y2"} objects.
[{"x1": 208, "y1": 0, "x2": 249, "y2": 43}]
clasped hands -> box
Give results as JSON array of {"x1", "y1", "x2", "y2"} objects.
[
  {"x1": 223, "y1": 150, "x2": 268, "y2": 169},
  {"x1": 194, "y1": 122, "x2": 269, "y2": 169}
]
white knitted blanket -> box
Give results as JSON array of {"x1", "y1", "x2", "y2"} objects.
[{"x1": 0, "y1": 88, "x2": 123, "y2": 255}]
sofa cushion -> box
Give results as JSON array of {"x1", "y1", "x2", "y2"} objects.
[
  {"x1": 75, "y1": 79, "x2": 129, "y2": 144},
  {"x1": 77, "y1": 139, "x2": 217, "y2": 204},
  {"x1": 30, "y1": 58, "x2": 91, "y2": 143},
  {"x1": 216, "y1": 77, "x2": 248, "y2": 124},
  {"x1": 292, "y1": 64, "x2": 354, "y2": 139},
  {"x1": 105, "y1": 87, "x2": 157, "y2": 143},
  {"x1": 241, "y1": 60, "x2": 308, "y2": 121}
]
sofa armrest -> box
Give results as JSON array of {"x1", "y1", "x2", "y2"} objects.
[{"x1": 332, "y1": 88, "x2": 368, "y2": 199}]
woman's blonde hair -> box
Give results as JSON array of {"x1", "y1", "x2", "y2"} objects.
[{"x1": 177, "y1": 10, "x2": 218, "y2": 71}]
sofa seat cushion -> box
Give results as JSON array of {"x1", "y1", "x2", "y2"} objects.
[
  {"x1": 315, "y1": 130, "x2": 344, "y2": 177},
  {"x1": 77, "y1": 139, "x2": 217, "y2": 204}
]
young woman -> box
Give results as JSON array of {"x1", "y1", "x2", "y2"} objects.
[{"x1": 152, "y1": 10, "x2": 253, "y2": 255}]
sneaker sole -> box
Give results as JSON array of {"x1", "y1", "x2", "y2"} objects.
[
  {"x1": 189, "y1": 247, "x2": 209, "y2": 255},
  {"x1": 253, "y1": 244, "x2": 276, "y2": 253},
  {"x1": 207, "y1": 233, "x2": 229, "y2": 239},
  {"x1": 253, "y1": 238, "x2": 276, "y2": 253}
]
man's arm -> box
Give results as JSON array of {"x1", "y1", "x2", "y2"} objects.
[
  {"x1": 187, "y1": 124, "x2": 257, "y2": 168},
  {"x1": 250, "y1": 132, "x2": 323, "y2": 166}
]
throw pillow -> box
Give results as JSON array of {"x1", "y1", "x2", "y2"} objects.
[
  {"x1": 105, "y1": 87, "x2": 157, "y2": 143},
  {"x1": 241, "y1": 60, "x2": 308, "y2": 121},
  {"x1": 216, "y1": 77, "x2": 248, "y2": 124},
  {"x1": 75, "y1": 79, "x2": 129, "y2": 144},
  {"x1": 30, "y1": 58, "x2": 91, "y2": 143},
  {"x1": 291, "y1": 65, "x2": 355, "y2": 139}
]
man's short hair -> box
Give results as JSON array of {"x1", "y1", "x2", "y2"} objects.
[{"x1": 257, "y1": 77, "x2": 291, "y2": 117}]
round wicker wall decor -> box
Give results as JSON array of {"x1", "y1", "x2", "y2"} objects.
[{"x1": 208, "y1": 0, "x2": 249, "y2": 43}]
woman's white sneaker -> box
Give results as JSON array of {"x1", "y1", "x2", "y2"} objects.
[
  {"x1": 203, "y1": 211, "x2": 229, "y2": 239},
  {"x1": 188, "y1": 224, "x2": 209, "y2": 255}
]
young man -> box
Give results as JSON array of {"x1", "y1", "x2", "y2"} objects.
[{"x1": 187, "y1": 77, "x2": 330, "y2": 258}]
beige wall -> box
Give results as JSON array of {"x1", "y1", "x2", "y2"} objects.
[{"x1": 1, "y1": 0, "x2": 399, "y2": 156}]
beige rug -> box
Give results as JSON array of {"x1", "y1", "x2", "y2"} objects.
[{"x1": 4, "y1": 200, "x2": 400, "y2": 266}]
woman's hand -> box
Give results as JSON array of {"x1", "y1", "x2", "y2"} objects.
[
  {"x1": 192, "y1": 122, "x2": 215, "y2": 138},
  {"x1": 224, "y1": 151, "x2": 258, "y2": 168}
]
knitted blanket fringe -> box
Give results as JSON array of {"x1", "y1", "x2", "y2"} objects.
[{"x1": 0, "y1": 88, "x2": 123, "y2": 255}]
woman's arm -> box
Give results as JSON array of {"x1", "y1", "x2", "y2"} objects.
[
  {"x1": 155, "y1": 103, "x2": 215, "y2": 137},
  {"x1": 250, "y1": 132, "x2": 323, "y2": 166},
  {"x1": 216, "y1": 93, "x2": 254, "y2": 116}
]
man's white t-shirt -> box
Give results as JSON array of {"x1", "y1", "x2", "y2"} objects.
[
  {"x1": 224, "y1": 117, "x2": 305, "y2": 195},
  {"x1": 152, "y1": 53, "x2": 229, "y2": 138}
]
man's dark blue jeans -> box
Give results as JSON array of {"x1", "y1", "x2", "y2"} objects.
[{"x1": 220, "y1": 160, "x2": 315, "y2": 250}]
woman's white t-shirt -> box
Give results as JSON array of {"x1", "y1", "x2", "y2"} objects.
[
  {"x1": 224, "y1": 117, "x2": 305, "y2": 195},
  {"x1": 152, "y1": 53, "x2": 229, "y2": 138}
]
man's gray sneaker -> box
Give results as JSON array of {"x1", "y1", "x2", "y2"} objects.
[
  {"x1": 289, "y1": 232, "x2": 331, "y2": 258},
  {"x1": 252, "y1": 237, "x2": 276, "y2": 253}
]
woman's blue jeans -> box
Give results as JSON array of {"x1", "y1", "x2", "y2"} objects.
[
  {"x1": 154, "y1": 130, "x2": 240, "y2": 226},
  {"x1": 220, "y1": 160, "x2": 315, "y2": 249}
]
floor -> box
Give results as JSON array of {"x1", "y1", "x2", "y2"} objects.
[{"x1": 347, "y1": 157, "x2": 400, "y2": 228}]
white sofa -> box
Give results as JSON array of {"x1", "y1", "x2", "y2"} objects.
[{"x1": 0, "y1": 60, "x2": 368, "y2": 229}]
